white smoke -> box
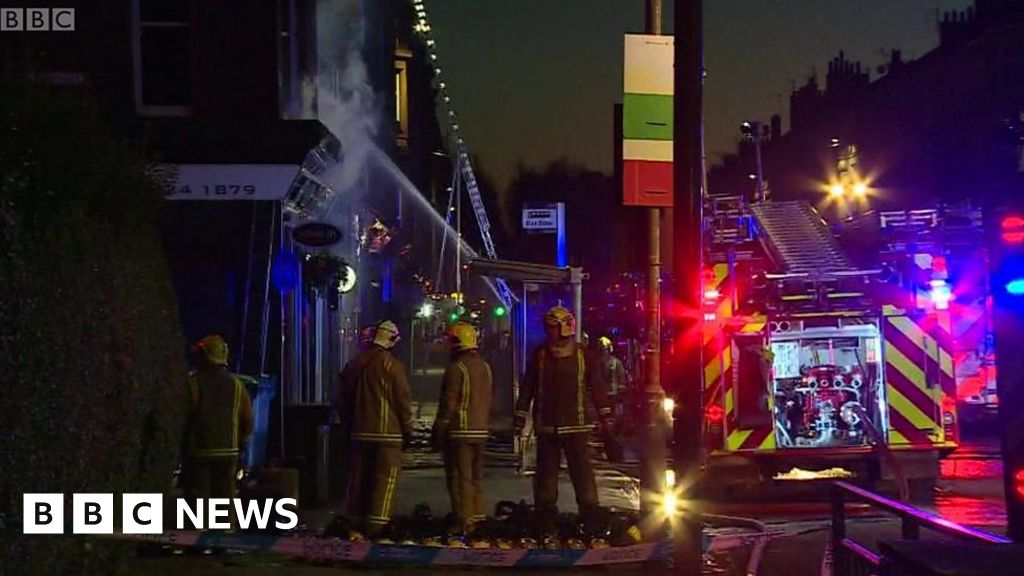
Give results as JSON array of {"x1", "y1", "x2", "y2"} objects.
[{"x1": 317, "y1": 52, "x2": 379, "y2": 199}]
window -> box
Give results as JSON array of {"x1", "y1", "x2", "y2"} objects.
[
  {"x1": 132, "y1": 0, "x2": 191, "y2": 115},
  {"x1": 394, "y1": 59, "x2": 409, "y2": 148}
]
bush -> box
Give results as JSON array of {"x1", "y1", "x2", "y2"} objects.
[{"x1": 0, "y1": 83, "x2": 188, "y2": 574}]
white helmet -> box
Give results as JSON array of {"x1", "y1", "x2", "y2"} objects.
[{"x1": 372, "y1": 320, "x2": 401, "y2": 349}]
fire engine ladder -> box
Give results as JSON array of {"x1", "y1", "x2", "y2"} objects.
[{"x1": 749, "y1": 201, "x2": 853, "y2": 273}]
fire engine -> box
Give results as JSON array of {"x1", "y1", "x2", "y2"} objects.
[{"x1": 699, "y1": 196, "x2": 970, "y2": 497}]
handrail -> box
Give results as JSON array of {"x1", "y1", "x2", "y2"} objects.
[
  {"x1": 835, "y1": 481, "x2": 1009, "y2": 543},
  {"x1": 831, "y1": 481, "x2": 1010, "y2": 576}
]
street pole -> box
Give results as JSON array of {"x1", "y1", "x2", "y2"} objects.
[
  {"x1": 641, "y1": 0, "x2": 668, "y2": 523},
  {"x1": 673, "y1": 0, "x2": 705, "y2": 572},
  {"x1": 754, "y1": 127, "x2": 765, "y2": 203}
]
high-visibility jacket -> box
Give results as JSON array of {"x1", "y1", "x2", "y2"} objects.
[
  {"x1": 185, "y1": 370, "x2": 254, "y2": 459},
  {"x1": 434, "y1": 351, "x2": 493, "y2": 442},
  {"x1": 515, "y1": 343, "x2": 612, "y2": 435},
  {"x1": 339, "y1": 347, "x2": 413, "y2": 444}
]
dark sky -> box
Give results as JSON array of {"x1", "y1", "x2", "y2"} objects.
[{"x1": 427, "y1": 0, "x2": 971, "y2": 189}]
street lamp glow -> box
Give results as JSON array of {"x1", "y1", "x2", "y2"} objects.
[
  {"x1": 418, "y1": 302, "x2": 434, "y2": 318},
  {"x1": 662, "y1": 397, "x2": 675, "y2": 414},
  {"x1": 829, "y1": 183, "x2": 845, "y2": 197},
  {"x1": 852, "y1": 182, "x2": 869, "y2": 197}
]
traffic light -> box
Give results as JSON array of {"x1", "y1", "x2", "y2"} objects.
[
  {"x1": 990, "y1": 206, "x2": 1024, "y2": 541},
  {"x1": 493, "y1": 305, "x2": 507, "y2": 318}
]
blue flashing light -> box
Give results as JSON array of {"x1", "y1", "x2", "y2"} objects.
[{"x1": 1007, "y1": 278, "x2": 1024, "y2": 296}]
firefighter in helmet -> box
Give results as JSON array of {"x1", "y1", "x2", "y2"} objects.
[
  {"x1": 514, "y1": 306, "x2": 613, "y2": 532},
  {"x1": 337, "y1": 320, "x2": 413, "y2": 538},
  {"x1": 432, "y1": 322, "x2": 493, "y2": 535},
  {"x1": 182, "y1": 335, "x2": 255, "y2": 507}
]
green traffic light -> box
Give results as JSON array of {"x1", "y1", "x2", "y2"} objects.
[
  {"x1": 493, "y1": 305, "x2": 507, "y2": 317},
  {"x1": 449, "y1": 312, "x2": 460, "y2": 322}
]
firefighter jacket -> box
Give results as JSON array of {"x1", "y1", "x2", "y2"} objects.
[
  {"x1": 339, "y1": 347, "x2": 413, "y2": 444},
  {"x1": 185, "y1": 370, "x2": 254, "y2": 459},
  {"x1": 515, "y1": 343, "x2": 612, "y2": 435},
  {"x1": 433, "y1": 351, "x2": 493, "y2": 443}
]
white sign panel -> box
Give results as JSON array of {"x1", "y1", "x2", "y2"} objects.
[
  {"x1": 154, "y1": 164, "x2": 300, "y2": 201},
  {"x1": 624, "y1": 34, "x2": 675, "y2": 95},
  {"x1": 522, "y1": 208, "x2": 558, "y2": 231},
  {"x1": 771, "y1": 342, "x2": 802, "y2": 380}
]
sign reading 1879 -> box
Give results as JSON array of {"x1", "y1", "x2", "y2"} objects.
[
  {"x1": 155, "y1": 164, "x2": 302, "y2": 202},
  {"x1": 165, "y1": 184, "x2": 257, "y2": 197}
]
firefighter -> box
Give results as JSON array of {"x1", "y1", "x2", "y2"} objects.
[
  {"x1": 514, "y1": 307, "x2": 614, "y2": 533},
  {"x1": 431, "y1": 322, "x2": 493, "y2": 535},
  {"x1": 597, "y1": 336, "x2": 626, "y2": 462},
  {"x1": 338, "y1": 320, "x2": 413, "y2": 538},
  {"x1": 181, "y1": 335, "x2": 254, "y2": 508},
  {"x1": 598, "y1": 337, "x2": 626, "y2": 418}
]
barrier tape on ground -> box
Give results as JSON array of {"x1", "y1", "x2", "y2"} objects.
[{"x1": 102, "y1": 530, "x2": 683, "y2": 566}]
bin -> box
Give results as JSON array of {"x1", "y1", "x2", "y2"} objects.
[{"x1": 233, "y1": 373, "x2": 278, "y2": 471}]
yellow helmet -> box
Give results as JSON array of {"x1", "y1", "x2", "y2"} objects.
[
  {"x1": 598, "y1": 336, "x2": 613, "y2": 351},
  {"x1": 446, "y1": 322, "x2": 479, "y2": 352},
  {"x1": 372, "y1": 320, "x2": 401, "y2": 349},
  {"x1": 194, "y1": 334, "x2": 229, "y2": 366},
  {"x1": 544, "y1": 306, "x2": 576, "y2": 338}
]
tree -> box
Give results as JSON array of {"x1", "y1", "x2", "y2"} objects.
[{"x1": 0, "y1": 82, "x2": 187, "y2": 574}]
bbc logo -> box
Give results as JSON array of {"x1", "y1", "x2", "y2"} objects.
[{"x1": 1, "y1": 8, "x2": 75, "y2": 32}]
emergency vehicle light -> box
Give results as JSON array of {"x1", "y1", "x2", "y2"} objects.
[
  {"x1": 1001, "y1": 215, "x2": 1024, "y2": 244},
  {"x1": 1007, "y1": 278, "x2": 1024, "y2": 296},
  {"x1": 929, "y1": 279, "x2": 952, "y2": 310}
]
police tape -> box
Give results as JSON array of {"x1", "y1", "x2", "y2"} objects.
[
  {"x1": 104, "y1": 530, "x2": 671, "y2": 566},
  {"x1": 99, "y1": 527, "x2": 798, "y2": 567},
  {"x1": 5, "y1": 515, "x2": 794, "y2": 567}
]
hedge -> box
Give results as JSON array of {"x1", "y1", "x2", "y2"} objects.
[{"x1": 0, "y1": 83, "x2": 188, "y2": 574}]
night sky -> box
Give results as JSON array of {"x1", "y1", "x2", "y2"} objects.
[{"x1": 427, "y1": 0, "x2": 971, "y2": 190}]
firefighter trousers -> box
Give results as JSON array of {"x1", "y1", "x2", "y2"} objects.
[
  {"x1": 443, "y1": 441, "x2": 485, "y2": 531},
  {"x1": 182, "y1": 456, "x2": 237, "y2": 530},
  {"x1": 346, "y1": 441, "x2": 402, "y2": 535},
  {"x1": 534, "y1": 433, "x2": 598, "y2": 518}
]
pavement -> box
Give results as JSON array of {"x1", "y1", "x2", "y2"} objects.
[{"x1": 118, "y1": 430, "x2": 1009, "y2": 576}]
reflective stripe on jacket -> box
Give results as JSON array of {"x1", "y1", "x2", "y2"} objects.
[
  {"x1": 514, "y1": 344, "x2": 611, "y2": 435},
  {"x1": 339, "y1": 348, "x2": 413, "y2": 444},
  {"x1": 434, "y1": 352, "x2": 493, "y2": 442},
  {"x1": 186, "y1": 370, "x2": 254, "y2": 458}
]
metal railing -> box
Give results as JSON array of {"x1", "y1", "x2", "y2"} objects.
[{"x1": 831, "y1": 481, "x2": 1010, "y2": 576}]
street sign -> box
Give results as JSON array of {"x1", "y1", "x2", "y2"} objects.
[
  {"x1": 522, "y1": 207, "x2": 558, "y2": 232},
  {"x1": 292, "y1": 222, "x2": 343, "y2": 247}
]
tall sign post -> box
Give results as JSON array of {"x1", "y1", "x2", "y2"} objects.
[
  {"x1": 672, "y1": 0, "x2": 705, "y2": 571},
  {"x1": 623, "y1": 11, "x2": 673, "y2": 525},
  {"x1": 521, "y1": 203, "x2": 566, "y2": 267},
  {"x1": 991, "y1": 203, "x2": 1024, "y2": 541}
]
